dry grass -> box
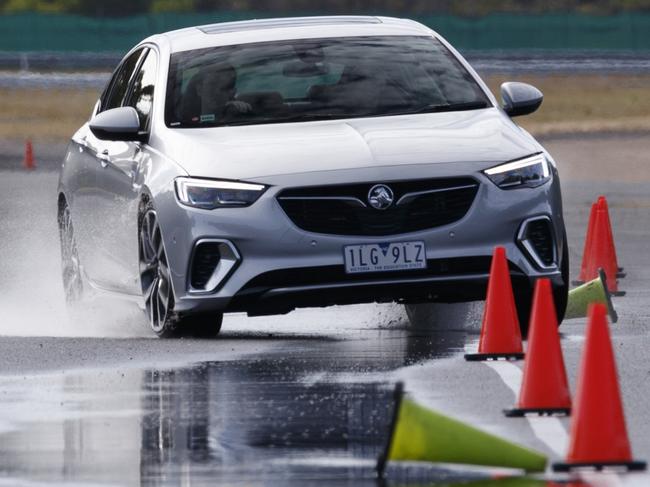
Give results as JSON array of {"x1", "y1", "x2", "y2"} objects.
[
  {"x1": 1, "y1": 74, "x2": 650, "y2": 141},
  {"x1": 485, "y1": 74, "x2": 650, "y2": 135},
  {"x1": 0, "y1": 87, "x2": 99, "y2": 140}
]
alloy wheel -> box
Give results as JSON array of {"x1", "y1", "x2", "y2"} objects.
[{"x1": 139, "y1": 209, "x2": 173, "y2": 334}]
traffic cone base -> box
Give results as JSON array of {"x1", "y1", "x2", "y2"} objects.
[
  {"x1": 565, "y1": 269, "x2": 618, "y2": 323},
  {"x1": 464, "y1": 352, "x2": 524, "y2": 361},
  {"x1": 377, "y1": 382, "x2": 548, "y2": 476},
  {"x1": 504, "y1": 407, "x2": 570, "y2": 418},
  {"x1": 553, "y1": 460, "x2": 646, "y2": 472}
]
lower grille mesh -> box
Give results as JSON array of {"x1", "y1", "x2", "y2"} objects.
[
  {"x1": 277, "y1": 178, "x2": 478, "y2": 236},
  {"x1": 191, "y1": 243, "x2": 222, "y2": 289},
  {"x1": 239, "y1": 256, "x2": 498, "y2": 292},
  {"x1": 523, "y1": 219, "x2": 555, "y2": 266}
]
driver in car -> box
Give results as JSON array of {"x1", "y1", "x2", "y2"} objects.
[{"x1": 183, "y1": 63, "x2": 252, "y2": 123}]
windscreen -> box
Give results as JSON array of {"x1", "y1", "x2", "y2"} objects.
[{"x1": 165, "y1": 36, "x2": 491, "y2": 128}]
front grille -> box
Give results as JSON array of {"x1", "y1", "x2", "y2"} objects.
[
  {"x1": 277, "y1": 178, "x2": 479, "y2": 236},
  {"x1": 190, "y1": 242, "x2": 222, "y2": 289},
  {"x1": 520, "y1": 218, "x2": 555, "y2": 267}
]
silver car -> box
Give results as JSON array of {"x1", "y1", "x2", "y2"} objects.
[{"x1": 57, "y1": 16, "x2": 568, "y2": 338}]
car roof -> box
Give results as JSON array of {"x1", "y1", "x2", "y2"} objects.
[
  {"x1": 198, "y1": 16, "x2": 384, "y2": 34},
  {"x1": 157, "y1": 16, "x2": 435, "y2": 53}
]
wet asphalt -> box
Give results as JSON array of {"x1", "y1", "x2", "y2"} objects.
[{"x1": 0, "y1": 134, "x2": 649, "y2": 486}]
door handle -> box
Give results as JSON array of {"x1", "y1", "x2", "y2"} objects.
[{"x1": 97, "y1": 150, "x2": 110, "y2": 168}]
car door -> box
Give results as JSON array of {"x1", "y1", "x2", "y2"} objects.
[
  {"x1": 80, "y1": 47, "x2": 148, "y2": 289},
  {"x1": 87, "y1": 48, "x2": 158, "y2": 294},
  {"x1": 67, "y1": 104, "x2": 102, "y2": 274}
]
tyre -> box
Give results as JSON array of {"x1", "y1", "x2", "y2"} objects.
[
  {"x1": 58, "y1": 202, "x2": 86, "y2": 306},
  {"x1": 183, "y1": 313, "x2": 224, "y2": 338},
  {"x1": 554, "y1": 232, "x2": 570, "y2": 324},
  {"x1": 138, "y1": 201, "x2": 223, "y2": 338},
  {"x1": 405, "y1": 302, "x2": 481, "y2": 330},
  {"x1": 513, "y1": 283, "x2": 534, "y2": 338}
]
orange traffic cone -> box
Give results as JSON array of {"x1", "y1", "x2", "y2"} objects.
[
  {"x1": 465, "y1": 247, "x2": 524, "y2": 361},
  {"x1": 598, "y1": 196, "x2": 625, "y2": 278},
  {"x1": 23, "y1": 139, "x2": 35, "y2": 170},
  {"x1": 584, "y1": 203, "x2": 624, "y2": 296},
  {"x1": 504, "y1": 279, "x2": 571, "y2": 417},
  {"x1": 575, "y1": 203, "x2": 596, "y2": 285},
  {"x1": 553, "y1": 304, "x2": 646, "y2": 472},
  {"x1": 575, "y1": 197, "x2": 624, "y2": 286}
]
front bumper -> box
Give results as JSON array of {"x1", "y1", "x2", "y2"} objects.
[{"x1": 154, "y1": 164, "x2": 566, "y2": 316}]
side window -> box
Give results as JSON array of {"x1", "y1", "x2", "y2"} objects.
[
  {"x1": 102, "y1": 48, "x2": 147, "y2": 112},
  {"x1": 126, "y1": 50, "x2": 157, "y2": 131}
]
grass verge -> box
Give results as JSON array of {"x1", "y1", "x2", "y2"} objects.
[{"x1": 486, "y1": 74, "x2": 650, "y2": 135}]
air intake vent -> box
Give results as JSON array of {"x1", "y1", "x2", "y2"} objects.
[
  {"x1": 190, "y1": 242, "x2": 222, "y2": 289},
  {"x1": 518, "y1": 217, "x2": 556, "y2": 269},
  {"x1": 189, "y1": 240, "x2": 241, "y2": 294}
]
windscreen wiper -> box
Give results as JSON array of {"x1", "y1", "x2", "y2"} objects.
[
  {"x1": 221, "y1": 113, "x2": 345, "y2": 126},
  {"x1": 192, "y1": 101, "x2": 490, "y2": 127},
  {"x1": 403, "y1": 100, "x2": 490, "y2": 115}
]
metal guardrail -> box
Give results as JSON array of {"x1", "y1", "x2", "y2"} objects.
[
  {"x1": 0, "y1": 51, "x2": 122, "y2": 71},
  {"x1": 1, "y1": 50, "x2": 650, "y2": 90},
  {"x1": 2, "y1": 49, "x2": 650, "y2": 73}
]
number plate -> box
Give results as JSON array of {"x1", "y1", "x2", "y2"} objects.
[{"x1": 343, "y1": 241, "x2": 427, "y2": 274}]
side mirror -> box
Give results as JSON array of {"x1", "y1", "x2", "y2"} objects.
[
  {"x1": 500, "y1": 82, "x2": 543, "y2": 117},
  {"x1": 89, "y1": 106, "x2": 145, "y2": 141}
]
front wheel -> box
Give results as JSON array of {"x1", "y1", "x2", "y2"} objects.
[{"x1": 138, "y1": 203, "x2": 223, "y2": 338}]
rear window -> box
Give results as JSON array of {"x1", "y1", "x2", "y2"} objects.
[{"x1": 165, "y1": 36, "x2": 491, "y2": 128}]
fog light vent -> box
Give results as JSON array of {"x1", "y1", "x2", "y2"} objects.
[
  {"x1": 189, "y1": 240, "x2": 240, "y2": 293},
  {"x1": 191, "y1": 243, "x2": 222, "y2": 289},
  {"x1": 518, "y1": 217, "x2": 556, "y2": 269}
]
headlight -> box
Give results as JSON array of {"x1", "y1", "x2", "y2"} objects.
[
  {"x1": 484, "y1": 153, "x2": 551, "y2": 189},
  {"x1": 175, "y1": 177, "x2": 266, "y2": 209}
]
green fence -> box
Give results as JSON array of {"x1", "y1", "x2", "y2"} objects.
[{"x1": 1, "y1": 12, "x2": 650, "y2": 52}]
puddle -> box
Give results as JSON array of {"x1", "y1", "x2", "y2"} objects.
[{"x1": 0, "y1": 327, "x2": 482, "y2": 486}]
